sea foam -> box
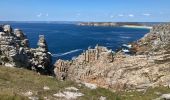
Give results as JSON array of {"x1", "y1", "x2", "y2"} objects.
[{"x1": 52, "y1": 49, "x2": 82, "y2": 57}]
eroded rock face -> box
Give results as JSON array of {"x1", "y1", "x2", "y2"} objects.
[
  {"x1": 131, "y1": 24, "x2": 170, "y2": 55},
  {"x1": 54, "y1": 59, "x2": 71, "y2": 80},
  {"x1": 54, "y1": 45, "x2": 115, "y2": 80},
  {"x1": 30, "y1": 35, "x2": 52, "y2": 74},
  {"x1": 0, "y1": 24, "x2": 52, "y2": 74},
  {"x1": 54, "y1": 24, "x2": 170, "y2": 91},
  {"x1": 3, "y1": 24, "x2": 12, "y2": 34}
]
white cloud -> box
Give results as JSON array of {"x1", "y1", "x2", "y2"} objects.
[
  {"x1": 46, "y1": 13, "x2": 49, "y2": 17},
  {"x1": 37, "y1": 13, "x2": 49, "y2": 18},
  {"x1": 128, "y1": 14, "x2": 134, "y2": 17},
  {"x1": 143, "y1": 13, "x2": 151, "y2": 16},
  {"x1": 110, "y1": 15, "x2": 114, "y2": 18},
  {"x1": 37, "y1": 13, "x2": 42, "y2": 17},
  {"x1": 118, "y1": 14, "x2": 124, "y2": 17}
]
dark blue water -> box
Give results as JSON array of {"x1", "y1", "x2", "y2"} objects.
[{"x1": 0, "y1": 23, "x2": 149, "y2": 63}]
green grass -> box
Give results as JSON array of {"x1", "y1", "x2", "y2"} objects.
[
  {"x1": 118, "y1": 87, "x2": 170, "y2": 100},
  {"x1": 0, "y1": 66, "x2": 170, "y2": 100},
  {"x1": 0, "y1": 66, "x2": 118, "y2": 100}
]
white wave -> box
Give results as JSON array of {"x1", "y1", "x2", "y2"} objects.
[
  {"x1": 122, "y1": 49, "x2": 130, "y2": 53},
  {"x1": 120, "y1": 36, "x2": 131, "y2": 39},
  {"x1": 122, "y1": 44, "x2": 132, "y2": 48},
  {"x1": 52, "y1": 49, "x2": 82, "y2": 57}
]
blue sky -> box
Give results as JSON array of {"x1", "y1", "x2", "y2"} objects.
[{"x1": 0, "y1": 0, "x2": 170, "y2": 22}]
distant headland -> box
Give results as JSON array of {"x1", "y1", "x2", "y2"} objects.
[{"x1": 78, "y1": 22, "x2": 169, "y2": 29}]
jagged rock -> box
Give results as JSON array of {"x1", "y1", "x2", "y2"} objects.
[
  {"x1": 54, "y1": 59, "x2": 71, "y2": 80},
  {"x1": 54, "y1": 24, "x2": 170, "y2": 91},
  {"x1": 30, "y1": 35, "x2": 52, "y2": 74},
  {"x1": 3, "y1": 25, "x2": 13, "y2": 35},
  {"x1": 37, "y1": 35, "x2": 48, "y2": 51},
  {"x1": 54, "y1": 45, "x2": 115, "y2": 80},
  {"x1": 14, "y1": 29, "x2": 29, "y2": 47},
  {"x1": 0, "y1": 24, "x2": 52, "y2": 74},
  {"x1": 14, "y1": 29, "x2": 25, "y2": 39},
  {"x1": 131, "y1": 24, "x2": 170, "y2": 55},
  {"x1": 0, "y1": 28, "x2": 21, "y2": 67}
]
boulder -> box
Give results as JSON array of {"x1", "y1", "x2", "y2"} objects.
[{"x1": 161, "y1": 94, "x2": 170, "y2": 100}]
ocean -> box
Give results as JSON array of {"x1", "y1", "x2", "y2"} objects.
[{"x1": 0, "y1": 22, "x2": 149, "y2": 63}]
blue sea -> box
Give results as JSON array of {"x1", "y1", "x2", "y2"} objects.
[{"x1": 0, "y1": 22, "x2": 149, "y2": 63}]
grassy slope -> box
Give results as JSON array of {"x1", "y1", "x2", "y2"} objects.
[
  {"x1": 0, "y1": 66, "x2": 170, "y2": 100},
  {"x1": 0, "y1": 66, "x2": 119, "y2": 100}
]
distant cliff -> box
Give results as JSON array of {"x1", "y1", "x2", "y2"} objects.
[
  {"x1": 54, "y1": 24, "x2": 170, "y2": 91},
  {"x1": 0, "y1": 25, "x2": 52, "y2": 74},
  {"x1": 78, "y1": 22, "x2": 145, "y2": 27},
  {"x1": 78, "y1": 22, "x2": 118, "y2": 26}
]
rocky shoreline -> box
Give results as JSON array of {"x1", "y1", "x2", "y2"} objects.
[
  {"x1": 54, "y1": 24, "x2": 170, "y2": 91},
  {"x1": 0, "y1": 23, "x2": 170, "y2": 92}
]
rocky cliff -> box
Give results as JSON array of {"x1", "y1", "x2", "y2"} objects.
[
  {"x1": 0, "y1": 25, "x2": 52, "y2": 74},
  {"x1": 54, "y1": 24, "x2": 170, "y2": 91}
]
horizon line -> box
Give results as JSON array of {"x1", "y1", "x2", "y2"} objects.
[{"x1": 0, "y1": 21, "x2": 169, "y2": 23}]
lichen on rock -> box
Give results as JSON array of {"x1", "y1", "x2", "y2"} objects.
[
  {"x1": 54, "y1": 45, "x2": 115, "y2": 81},
  {"x1": 0, "y1": 24, "x2": 52, "y2": 74}
]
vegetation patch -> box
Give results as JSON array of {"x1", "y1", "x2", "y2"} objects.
[{"x1": 1, "y1": 66, "x2": 170, "y2": 100}]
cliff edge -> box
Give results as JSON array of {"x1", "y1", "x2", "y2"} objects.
[{"x1": 54, "y1": 24, "x2": 170, "y2": 91}]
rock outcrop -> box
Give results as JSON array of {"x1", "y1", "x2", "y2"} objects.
[
  {"x1": 131, "y1": 24, "x2": 170, "y2": 55},
  {"x1": 0, "y1": 24, "x2": 52, "y2": 74},
  {"x1": 54, "y1": 24, "x2": 170, "y2": 91},
  {"x1": 30, "y1": 35, "x2": 52, "y2": 74},
  {"x1": 54, "y1": 45, "x2": 114, "y2": 80},
  {"x1": 54, "y1": 45, "x2": 115, "y2": 81}
]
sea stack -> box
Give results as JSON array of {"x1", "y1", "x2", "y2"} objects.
[{"x1": 31, "y1": 35, "x2": 52, "y2": 74}]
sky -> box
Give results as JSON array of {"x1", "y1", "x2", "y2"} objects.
[{"x1": 0, "y1": 0, "x2": 170, "y2": 22}]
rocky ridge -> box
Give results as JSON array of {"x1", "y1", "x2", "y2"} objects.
[
  {"x1": 0, "y1": 24, "x2": 52, "y2": 74},
  {"x1": 54, "y1": 24, "x2": 170, "y2": 91}
]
